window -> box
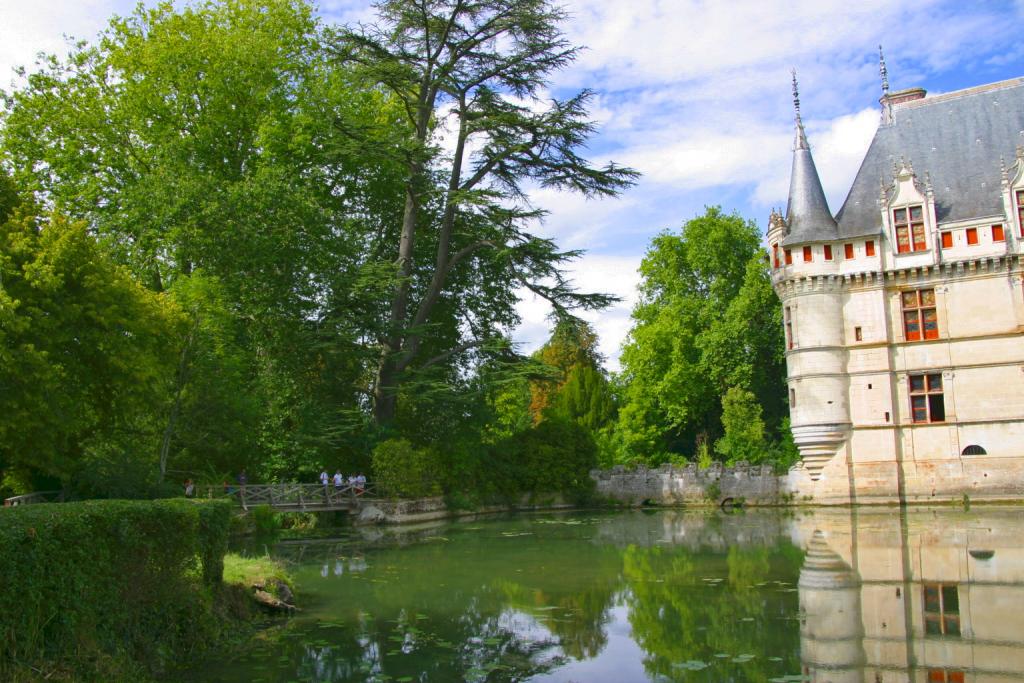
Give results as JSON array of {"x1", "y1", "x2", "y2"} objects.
[
  {"x1": 865, "y1": 240, "x2": 876, "y2": 256},
  {"x1": 1017, "y1": 189, "x2": 1024, "y2": 236},
  {"x1": 772, "y1": 243, "x2": 780, "y2": 268},
  {"x1": 824, "y1": 244, "x2": 833, "y2": 260},
  {"x1": 941, "y1": 231, "x2": 953, "y2": 248},
  {"x1": 784, "y1": 307, "x2": 794, "y2": 350},
  {"x1": 784, "y1": 249, "x2": 792, "y2": 265},
  {"x1": 910, "y1": 373, "x2": 945, "y2": 423},
  {"x1": 928, "y1": 670, "x2": 965, "y2": 683},
  {"x1": 789, "y1": 387, "x2": 796, "y2": 407},
  {"x1": 966, "y1": 227, "x2": 978, "y2": 245},
  {"x1": 894, "y1": 205, "x2": 927, "y2": 253},
  {"x1": 844, "y1": 243, "x2": 854, "y2": 259},
  {"x1": 924, "y1": 583, "x2": 960, "y2": 636},
  {"x1": 902, "y1": 289, "x2": 938, "y2": 341},
  {"x1": 854, "y1": 326, "x2": 863, "y2": 341},
  {"x1": 962, "y1": 445, "x2": 987, "y2": 456},
  {"x1": 993, "y1": 224, "x2": 1004, "y2": 242},
  {"x1": 803, "y1": 245, "x2": 813, "y2": 262}
]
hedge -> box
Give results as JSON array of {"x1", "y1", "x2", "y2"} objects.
[{"x1": 0, "y1": 498, "x2": 232, "y2": 677}]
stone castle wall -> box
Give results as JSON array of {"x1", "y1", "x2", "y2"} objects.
[{"x1": 590, "y1": 462, "x2": 792, "y2": 506}]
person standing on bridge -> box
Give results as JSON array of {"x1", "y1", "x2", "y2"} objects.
[
  {"x1": 333, "y1": 470, "x2": 343, "y2": 491},
  {"x1": 319, "y1": 469, "x2": 329, "y2": 487}
]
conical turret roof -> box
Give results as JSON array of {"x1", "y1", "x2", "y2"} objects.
[{"x1": 785, "y1": 73, "x2": 838, "y2": 244}]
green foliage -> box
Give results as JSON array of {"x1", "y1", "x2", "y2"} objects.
[
  {"x1": 715, "y1": 387, "x2": 768, "y2": 465},
  {"x1": 372, "y1": 439, "x2": 443, "y2": 499},
  {"x1": 0, "y1": 207, "x2": 183, "y2": 492},
  {"x1": 248, "y1": 504, "x2": 280, "y2": 536},
  {"x1": 616, "y1": 207, "x2": 787, "y2": 466},
  {"x1": 1, "y1": 0, "x2": 405, "y2": 487},
  {"x1": 493, "y1": 418, "x2": 598, "y2": 501},
  {"x1": 0, "y1": 499, "x2": 232, "y2": 678}
]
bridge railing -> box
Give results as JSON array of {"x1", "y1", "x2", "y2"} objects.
[
  {"x1": 196, "y1": 482, "x2": 376, "y2": 510},
  {"x1": 3, "y1": 490, "x2": 65, "y2": 507}
]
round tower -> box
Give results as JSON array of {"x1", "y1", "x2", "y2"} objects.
[{"x1": 770, "y1": 72, "x2": 851, "y2": 482}]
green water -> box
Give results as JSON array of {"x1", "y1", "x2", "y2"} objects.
[{"x1": 189, "y1": 507, "x2": 1024, "y2": 682}]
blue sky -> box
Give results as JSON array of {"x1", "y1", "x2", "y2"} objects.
[{"x1": 2, "y1": 0, "x2": 1023, "y2": 368}]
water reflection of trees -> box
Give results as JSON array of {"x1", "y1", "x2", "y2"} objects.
[{"x1": 623, "y1": 542, "x2": 804, "y2": 681}]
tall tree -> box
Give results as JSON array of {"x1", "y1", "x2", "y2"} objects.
[
  {"x1": 334, "y1": 0, "x2": 637, "y2": 425},
  {"x1": 616, "y1": 207, "x2": 786, "y2": 464},
  {"x1": 1, "y1": 0, "x2": 408, "y2": 476},
  {"x1": 0, "y1": 204, "x2": 182, "y2": 492}
]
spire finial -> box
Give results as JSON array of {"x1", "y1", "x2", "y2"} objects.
[
  {"x1": 879, "y1": 45, "x2": 889, "y2": 95},
  {"x1": 791, "y1": 69, "x2": 802, "y2": 125}
]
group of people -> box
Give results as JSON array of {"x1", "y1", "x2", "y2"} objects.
[{"x1": 320, "y1": 469, "x2": 366, "y2": 495}]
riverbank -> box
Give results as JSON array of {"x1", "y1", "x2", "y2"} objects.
[{"x1": 0, "y1": 499, "x2": 300, "y2": 683}]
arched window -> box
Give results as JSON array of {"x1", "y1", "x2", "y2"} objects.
[{"x1": 961, "y1": 445, "x2": 986, "y2": 456}]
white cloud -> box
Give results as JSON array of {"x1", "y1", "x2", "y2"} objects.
[{"x1": 513, "y1": 254, "x2": 641, "y2": 372}]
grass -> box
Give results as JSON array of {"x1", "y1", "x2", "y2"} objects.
[{"x1": 223, "y1": 553, "x2": 291, "y2": 589}]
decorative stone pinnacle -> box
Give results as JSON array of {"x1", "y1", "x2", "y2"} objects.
[
  {"x1": 879, "y1": 45, "x2": 889, "y2": 95},
  {"x1": 792, "y1": 69, "x2": 801, "y2": 125}
]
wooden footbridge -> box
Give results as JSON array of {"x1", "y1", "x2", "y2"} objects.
[
  {"x1": 198, "y1": 483, "x2": 379, "y2": 513},
  {"x1": 4, "y1": 484, "x2": 378, "y2": 514}
]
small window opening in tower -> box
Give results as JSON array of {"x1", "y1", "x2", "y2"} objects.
[{"x1": 961, "y1": 445, "x2": 987, "y2": 456}]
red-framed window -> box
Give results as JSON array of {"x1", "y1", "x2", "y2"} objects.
[
  {"x1": 894, "y1": 205, "x2": 927, "y2": 253},
  {"x1": 1017, "y1": 189, "x2": 1024, "y2": 236},
  {"x1": 941, "y1": 231, "x2": 953, "y2": 248},
  {"x1": 924, "y1": 583, "x2": 959, "y2": 635},
  {"x1": 910, "y1": 374, "x2": 945, "y2": 423},
  {"x1": 902, "y1": 289, "x2": 938, "y2": 341},
  {"x1": 928, "y1": 670, "x2": 965, "y2": 683},
  {"x1": 784, "y1": 307, "x2": 794, "y2": 350},
  {"x1": 803, "y1": 245, "x2": 812, "y2": 262},
  {"x1": 844, "y1": 243, "x2": 854, "y2": 259},
  {"x1": 784, "y1": 249, "x2": 792, "y2": 265},
  {"x1": 865, "y1": 240, "x2": 876, "y2": 256},
  {"x1": 966, "y1": 227, "x2": 978, "y2": 245},
  {"x1": 772, "y1": 243, "x2": 780, "y2": 268},
  {"x1": 992, "y1": 224, "x2": 1005, "y2": 242},
  {"x1": 824, "y1": 244, "x2": 833, "y2": 260}
]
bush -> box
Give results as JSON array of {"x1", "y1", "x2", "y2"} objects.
[
  {"x1": 372, "y1": 438, "x2": 443, "y2": 498},
  {"x1": 0, "y1": 499, "x2": 232, "y2": 678},
  {"x1": 493, "y1": 418, "x2": 598, "y2": 500}
]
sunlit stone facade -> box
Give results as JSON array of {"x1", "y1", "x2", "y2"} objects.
[{"x1": 769, "y1": 77, "x2": 1024, "y2": 504}]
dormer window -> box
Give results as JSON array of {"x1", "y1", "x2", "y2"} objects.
[
  {"x1": 894, "y1": 205, "x2": 926, "y2": 253},
  {"x1": 1017, "y1": 190, "x2": 1024, "y2": 236}
]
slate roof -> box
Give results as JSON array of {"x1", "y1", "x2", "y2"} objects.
[
  {"x1": 834, "y1": 77, "x2": 1024, "y2": 238},
  {"x1": 785, "y1": 121, "x2": 838, "y2": 243}
]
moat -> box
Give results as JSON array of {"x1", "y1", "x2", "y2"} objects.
[{"x1": 190, "y1": 507, "x2": 1024, "y2": 682}]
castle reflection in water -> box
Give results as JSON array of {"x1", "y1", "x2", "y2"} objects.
[{"x1": 794, "y1": 507, "x2": 1023, "y2": 683}]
